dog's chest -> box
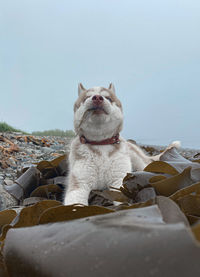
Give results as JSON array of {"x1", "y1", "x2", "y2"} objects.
[{"x1": 71, "y1": 140, "x2": 132, "y2": 189}]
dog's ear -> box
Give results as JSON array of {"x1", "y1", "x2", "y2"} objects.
[
  {"x1": 78, "y1": 83, "x2": 86, "y2": 95},
  {"x1": 108, "y1": 83, "x2": 115, "y2": 94}
]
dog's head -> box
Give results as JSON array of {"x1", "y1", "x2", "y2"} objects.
[{"x1": 74, "y1": 83, "x2": 123, "y2": 140}]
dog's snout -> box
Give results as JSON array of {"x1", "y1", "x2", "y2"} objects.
[{"x1": 92, "y1": 95, "x2": 104, "y2": 105}]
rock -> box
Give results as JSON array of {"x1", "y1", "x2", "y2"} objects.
[
  {"x1": 0, "y1": 184, "x2": 18, "y2": 211},
  {"x1": 51, "y1": 145, "x2": 64, "y2": 151},
  {"x1": 41, "y1": 147, "x2": 54, "y2": 154},
  {"x1": 3, "y1": 179, "x2": 13, "y2": 186}
]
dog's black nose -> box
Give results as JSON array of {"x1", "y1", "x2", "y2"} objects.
[{"x1": 92, "y1": 95, "x2": 104, "y2": 105}]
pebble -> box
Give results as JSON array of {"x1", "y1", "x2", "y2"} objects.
[
  {"x1": 51, "y1": 145, "x2": 64, "y2": 151},
  {"x1": 3, "y1": 179, "x2": 13, "y2": 186},
  {"x1": 42, "y1": 147, "x2": 54, "y2": 154}
]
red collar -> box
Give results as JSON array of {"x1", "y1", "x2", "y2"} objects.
[{"x1": 80, "y1": 134, "x2": 120, "y2": 145}]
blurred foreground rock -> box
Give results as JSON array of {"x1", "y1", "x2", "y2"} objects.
[{"x1": 3, "y1": 203, "x2": 200, "y2": 277}]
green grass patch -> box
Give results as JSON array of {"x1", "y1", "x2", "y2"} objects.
[
  {"x1": 0, "y1": 122, "x2": 75, "y2": 137},
  {"x1": 0, "y1": 122, "x2": 27, "y2": 134},
  {"x1": 32, "y1": 129, "x2": 75, "y2": 137}
]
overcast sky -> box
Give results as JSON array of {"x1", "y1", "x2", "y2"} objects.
[{"x1": 0, "y1": 0, "x2": 200, "y2": 148}]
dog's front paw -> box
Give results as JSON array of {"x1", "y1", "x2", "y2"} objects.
[{"x1": 64, "y1": 188, "x2": 89, "y2": 206}]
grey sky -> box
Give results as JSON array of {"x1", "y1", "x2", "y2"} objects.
[{"x1": 0, "y1": 0, "x2": 200, "y2": 148}]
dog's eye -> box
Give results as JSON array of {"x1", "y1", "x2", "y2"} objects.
[
  {"x1": 105, "y1": 97, "x2": 113, "y2": 102},
  {"x1": 83, "y1": 96, "x2": 90, "y2": 102}
]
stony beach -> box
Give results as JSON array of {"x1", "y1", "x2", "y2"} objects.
[
  {"x1": 0, "y1": 132, "x2": 199, "y2": 186},
  {"x1": 0, "y1": 132, "x2": 72, "y2": 183}
]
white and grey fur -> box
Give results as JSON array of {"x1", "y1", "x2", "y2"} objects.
[{"x1": 64, "y1": 83, "x2": 180, "y2": 205}]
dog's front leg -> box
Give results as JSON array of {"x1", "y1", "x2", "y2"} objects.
[{"x1": 64, "y1": 171, "x2": 94, "y2": 206}]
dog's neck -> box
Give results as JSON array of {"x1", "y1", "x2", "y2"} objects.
[
  {"x1": 79, "y1": 133, "x2": 120, "y2": 145},
  {"x1": 77, "y1": 119, "x2": 123, "y2": 142}
]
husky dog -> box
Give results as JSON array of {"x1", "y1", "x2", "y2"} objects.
[{"x1": 64, "y1": 83, "x2": 180, "y2": 205}]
